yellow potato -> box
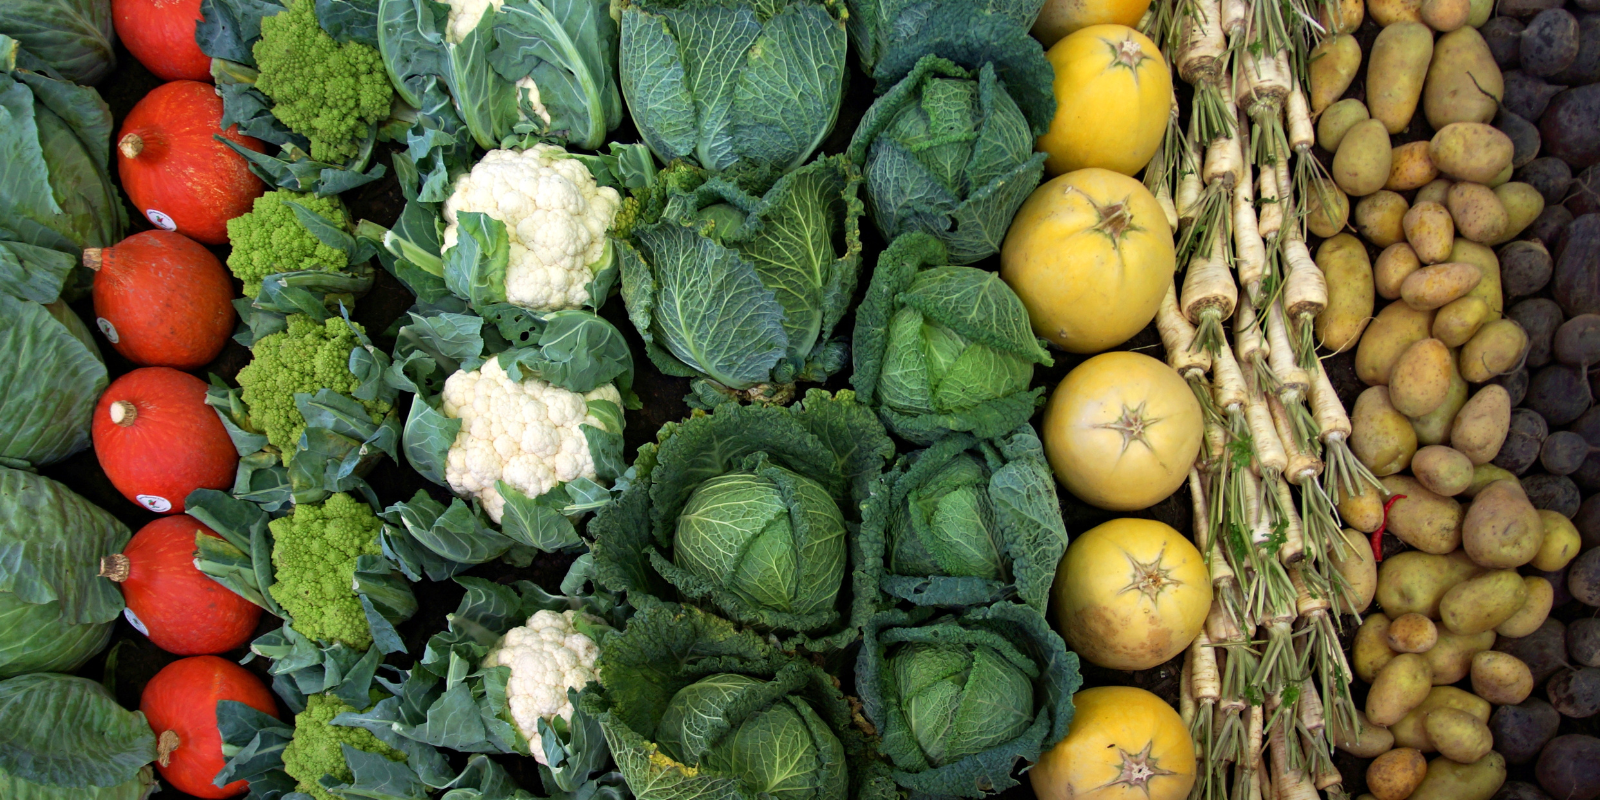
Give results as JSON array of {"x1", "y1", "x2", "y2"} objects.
[
  {"x1": 1388, "y1": 140, "x2": 1441, "y2": 191},
  {"x1": 1462, "y1": 479, "x2": 1543, "y2": 568},
  {"x1": 1470, "y1": 651, "x2": 1533, "y2": 704},
  {"x1": 1369, "y1": 22, "x2": 1436, "y2": 133},
  {"x1": 1459, "y1": 319, "x2": 1526, "y2": 382},
  {"x1": 1332, "y1": 709, "x2": 1397, "y2": 757},
  {"x1": 1467, "y1": 0, "x2": 1492, "y2": 26},
  {"x1": 1424, "y1": 706, "x2": 1494, "y2": 764},
  {"x1": 1357, "y1": 301, "x2": 1436, "y2": 385},
  {"x1": 1369, "y1": 653, "x2": 1436, "y2": 726},
  {"x1": 1450, "y1": 239, "x2": 1503, "y2": 320},
  {"x1": 1341, "y1": 482, "x2": 1387, "y2": 533},
  {"x1": 1426, "y1": 628, "x2": 1497, "y2": 684},
  {"x1": 1388, "y1": 612, "x2": 1441, "y2": 653},
  {"x1": 1335, "y1": 119, "x2": 1396, "y2": 197},
  {"x1": 1432, "y1": 296, "x2": 1492, "y2": 347},
  {"x1": 1420, "y1": 0, "x2": 1471, "y2": 31},
  {"x1": 1312, "y1": 34, "x2": 1365, "y2": 113},
  {"x1": 1381, "y1": 475, "x2": 1464, "y2": 553},
  {"x1": 1369, "y1": 748, "x2": 1429, "y2": 800},
  {"x1": 1464, "y1": 464, "x2": 1518, "y2": 498},
  {"x1": 1356, "y1": 614, "x2": 1400, "y2": 682},
  {"x1": 1409, "y1": 753, "x2": 1507, "y2": 800},
  {"x1": 1431, "y1": 123, "x2": 1514, "y2": 183},
  {"x1": 1377, "y1": 550, "x2": 1482, "y2": 618},
  {"x1": 1449, "y1": 385, "x2": 1511, "y2": 463},
  {"x1": 1319, "y1": 97, "x2": 1374, "y2": 153},
  {"x1": 1489, "y1": 159, "x2": 1514, "y2": 187},
  {"x1": 1306, "y1": 178, "x2": 1352, "y2": 239},
  {"x1": 1403, "y1": 263, "x2": 1483, "y2": 309},
  {"x1": 1411, "y1": 355, "x2": 1469, "y2": 445},
  {"x1": 1334, "y1": 527, "x2": 1379, "y2": 613},
  {"x1": 1323, "y1": 0, "x2": 1367, "y2": 33},
  {"x1": 1404, "y1": 201, "x2": 1456, "y2": 264},
  {"x1": 1417, "y1": 178, "x2": 1454, "y2": 206},
  {"x1": 1424, "y1": 29, "x2": 1504, "y2": 129},
  {"x1": 1353, "y1": 387, "x2": 1420, "y2": 475},
  {"x1": 1440, "y1": 569, "x2": 1530, "y2": 634},
  {"x1": 1489, "y1": 182, "x2": 1545, "y2": 245},
  {"x1": 1370, "y1": 0, "x2": 1425, "y2": 26},
  {"x1": 1495, "y1": 576, "x2": 1553, "y2": 638},
  {"x1": 1391, "y1": 686, "x2": 1491, "y2": 750},
  {"x1": 1376, "y1": 243, "x2": 1424, "y2": 300},
  {"x1": 1412, "y1": 445, "x2": 1474, "y2": 496},
  {"x1": 1530, "y1": 510, "x2": 1582, "y2": 571},
  {"x1": 1316, "y1": 233, "x2": 1376, "y2": 352},
  {"x1": 1390, "y1": 338, "x2": 1456, "y2": 417},
  {"x1": 1448, "y1": 182, "x2": 1510, "y2": 244},
  {"x1": 1358, "y1": 190, "x2": 1413, "y2": 247}
]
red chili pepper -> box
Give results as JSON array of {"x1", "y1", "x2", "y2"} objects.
[{"x1": 1371, "y1": 494, "x2": 1407, "y2": 563}]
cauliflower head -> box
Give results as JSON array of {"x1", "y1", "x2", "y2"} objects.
[
  {"x1": 282, "y1": 693, "x2": 406, "y2": 800},
  {"x1": 237, "y1": 315, "x2": 392, "y2": 457},
  {"x1": 440, "y1": 358, "x2": 621, "y2": 523},
  {"x1": 254, "y1": 0, "x2": 394, "y2": 164},
  {"x1": 442, "y1": 145, "x2": 620, "y2": 312},
  {"x1": 480, "y1": 609, "x2": 601, "y2": 764},
  {"x1": 267, "y1": 493, "x2": 384, "y2": 649},
  {"x1": 441, "y1": 0, "x2": 552, "y2": 126},
  {"x1": 226, "y1": 190, "x2": 350, "y2": 296}
]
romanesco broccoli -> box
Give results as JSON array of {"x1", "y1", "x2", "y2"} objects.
[
  {"x1": 226, "y1": 190, "x2": 350, "y2": 296},
  {"x1": 282, "y1": 693, "x2": 406, "y2": 800},
  {"x1": 254, "y1": 0, "x2": 394, "y2": 164},
  {"x1": 267, "y1": 493, "x2": 384, "y2": 648},
  {"x1": 237, "y1": 315, "x2": 391, "y2": 457}
]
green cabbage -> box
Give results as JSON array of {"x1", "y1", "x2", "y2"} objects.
[
  {"x1": 0, "y1": 594, "x2": 112, "y2": 678},
  {"x1": 0, "y1": 0, "x2": 116, "y2": 84},
  {"x1": 0, "y1": 674, "x2": 155, "y2": 790},
  {"x1": 890, "y1": 642, "x2": 1033, "y2": 766},
  {"x1": 847, "y1": 55, "x2": 1048, "y2": 264},
  {"x1": 0, "y1": 297, "x2": 106, "y2": 470},
  {"x1": 851, "y1": 233, "x2": 1051, "y2": 445}
]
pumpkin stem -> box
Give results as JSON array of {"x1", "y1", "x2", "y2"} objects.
[
  {"x1": 99, "y1": 554, "x2": 132, "y2": 582},
  {"x1": 1114, "y1": 37, "x2": 1148, "y2": 70},
  {"x1": 1097, "y1": 741, "x2": 1177, "y2": 794},
  {"x1": 157, "y1": 730, "x2": 180, "y2": 767},
  {"x1": 110, "y1": 401, "x2": 138, "y2": 427},
  {"x1": 1095, "y1": 201, "x2": 1135, "y2": 241},
  {"x1": 83, "y1": 248, "x2": 105, "y2": 271},
  {"x1": 1094, "y1": 401, "x2": 1163, "y2": 455},
  {"x1": 118, "y1": 133, "x2": 144, "y2": 160},
  {"x1": 1119, "y1": 544, "x2": 1181, "y2": 604}
]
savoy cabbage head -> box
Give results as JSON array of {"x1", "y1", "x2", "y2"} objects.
[
  {"x1": 588, "y1": 391, "x2": 893, "y2": 652},
  {"x1": 862, "y1": 426, "x2": 1067, "y2": 613},
  {"x1": 848, "y1": 55, "x2": 1047, "y2": 264},
  {"x1": 852, "y1": 233, "x2": 1052, "y2": 445},
  {"x1": 617, "y1": 0, "x2": 847, "y2": 178},
  {"x1": 858, "y1": 603, "x2": 1081, "y2": 798}
]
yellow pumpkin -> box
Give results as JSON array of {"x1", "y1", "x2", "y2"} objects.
[
  {"x1": 1037, "y1": 24, "x2": 1171, "y2": 176},
  {"x1": 1050, "y1": 518, "x2": 1212, "y2": 670},
  {"x1": 1032, "y1": 0, "x2": 1153, "y2": 48},
  {"x1": 1000, "y1": 168, "x2": 1174, "y2": 354},
  {"x1": 1031, "y1": 686, "x2": 1196, "y2": 800},
  {"x1": 1041, "y1": 352, "x2": 1201, "y2": 511}
]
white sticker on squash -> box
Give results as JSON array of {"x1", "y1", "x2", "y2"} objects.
[
  {"x1": 124, "y1": 607, "x2": 149, "y2": 636},
  {"x1": 145, "y1": 209, "x2": 176, "y2": 231},
  {"x1": 136, "y1": 494, "x2": 172, "y2": 513},
  {"x1": 97, "y1": 317, "x2": 120, "y2": 344}
]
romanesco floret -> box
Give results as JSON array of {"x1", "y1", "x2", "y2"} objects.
[
  {"x1": 226, "y1": 190, "x2": 350, "y2": 296},
  {"x1": 268, "y1": 493, "x2": 383, "y2": 649},
  {"x1": 237, "y1": 315, "x2": 391, "y2": 457},
  {"x1": 282, "y1": 693, "x2": 406, "y2": 800},
  {"x1": 254, "y1": 0, "x2": 394, "y2": 164}
]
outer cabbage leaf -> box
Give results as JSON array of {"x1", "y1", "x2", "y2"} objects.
[
  {"x1": 0, "y1": 594, "x2": 112, "y2": 679},
  {"x1": 846, "y1": 55, "x2": 1047, "y2": 264},
  {"x1": 0, "y1": 674, "x2": 155, "y2": 789},
  {"x1": 0, "y1": 296, "x2": 106, "y2": 467},
  {"x1": 0, "y1": 467, "x2": 129, "y2": 629},
  {"x1": 0, "y1": 0, "x2": 116, "y2": 84},
  {"x1": 588, "y1": 390, "x2": 892, "y2": 651},
  {"x1": 0, "y1": 765, "x2": 157, "y2": 800},
  {"x1": 618, "y1": 0, "x2": 846, "y2": 178},
  {"x1": 857, "y1": 603, "x2": 1081, "y2": 797}
]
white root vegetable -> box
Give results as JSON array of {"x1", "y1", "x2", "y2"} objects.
[
  {"x1": 1183, "y1": 237, "x2": 1238, "y2": 355},
  {"x1": 1281, "y1": 236, "x2": 1327, "y2": 370}
]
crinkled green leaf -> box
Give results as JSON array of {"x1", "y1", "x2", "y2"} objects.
[
  {"x1": 0, "y1": 1, "x2": 114, "y2": 84},
  {"x1": 0, "y1": 467, "x2": 128, "y2": 626},
  {"x1": 0, "y1": 241, "x2": 74, "y2": 303},
  {"x1": 0, "y1": 296, "x2": 105, "y2": 466},
  {"x1": 0, "y1": 674, "x2": 154, "y2": 789}
]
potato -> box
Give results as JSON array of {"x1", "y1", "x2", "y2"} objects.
[
  {"x1": 1494, "y1": 618, "x2": 1568, "y2": 685},
  {"x1": 1404, "y1": 202, "x2": 1457, "y2": 265},
  {"x1": 1413, "y1": 358, "x2": 1471, "y2": 445},
  {"x1": 1535, "y1": 735, "x2": 1600, "y2": 800},
  {"x1": 1489, "y1": 160, "x2": 1514, "y2": 188},
  {"x1": 1359, "y1": 301, "x2": 1437, "y2": 385},
  {"x1": 1357, "y1": 614, "x2": 1401, "y2": 682},
  {"x1": 1377, "y1": 243, "x2": 1424, "y2": 300},
  {"x1": 1425, "y1": 706, "x2": 1494, "y2": 763},
  {"x1": 1316, "y1": 233, "x2": 1376, "y2": 352},
  {"x1": 1471, "y1": 650, "x2": 1534, "y2": 704},
  {"x1": 1460, "y1": 320, "x2": 1528, "y2": 382},
  {"x1": 1370, "y1": 0, "x2": 1425, "y2": 27},
  {"x1": 1306, "y1": 178, "x2": 1352, "y2": 239},
  {"x1": 1336, "y1": 119, "x2": 1396, "y2": 197},
  {"x1": 1465, "y1": 0, "x2": 1491, "y2": 27},
  {"x1": 1425, "y1": 29, "x2": 1505, "y2": 129},
  {"x1": 1321, "y1": 0, "x2": 1365, "y2": 33},
  {"x1": 1495, "y1": 407, "x2": 1548, "y2": 474},
  {"x1": 1449, "y1": 242, "x2": 1503, "y2": 323},
  {"x1": 1572, "y1": 618, "x2": 1600, "y2": 668},
  {"x1": 1404, "y1": 263, "x2": 1485, "y2": 310},
  {"x1": 1319, "y1": 98, "x2": 1373, "y2": 153},
  {"x1": 1490, "y1": 700, "x2": 1562, "y2": 765},
  {"x1": 1418, "y1": 178, "x2": 1454, "y2": 206},
  {"x1": 1392, "y1": 686, "x2": 1492, "y2": 751},
  {"x1": 1332, "y1": 708, "x2": 1397, "y2": 757},
  {"x1": 1342, "y1": 483, "x2": 1387, "y2": 532},
  {"x1": 1441, "y1": 569, "x2": 1531, "y2": 634},
  {"x1": 1434, "y1": 296, "x2": 1493, "y2": 346},
  {"x1": 1410, "y1": 753, "x2": 1507, "y2": 800},
  {"x1": 1530, "y1": 510, "x2": 1581, "y2": 570},
  {"x1": 1490, "y1": 182, "x2": 1545, "y2": 245},
  {"x1": 1428, "y1": 628, "x2": 1499, "y2": 684},
  {"x1": 1389, "y1": 140, "x2": 1442, "y2": 191},
  {"x1": 1496, "y1": 576, "x2": 1554, "y2": 637},
  {"x1": 1354, "y1": 387, "x2": 1421, "y2": 475},
  {"x1": 1449, "y1": 182, "x2": 1512, "y2": 244},
  {"x1": 1450, "y1": 384, "x2": 1512, "y2": 462},
  {"x1": 1463, "y1": 479, "x2": 1544, "y2": 567},
  {"x1": 1312, "y1": 34, "x2": 1364, "y2": 113},
  {"x1": 1389, "y1": 612, "x2": 1442, "y2": 652},
  {"x1": 1378, "y1": 550, "x2": 1483, "y2": 618},
  {"x1": 1432, "y1": 123, "x2": 1516, "y2": 183},
  {"x1": 1369, "y1": 653, "x2": 1436, "y2": 725},
  {"x1": 1358, "y1": 191, "x2": 1413, "y2": 247},
  {"x1": 1391, "y1": 339, "x2": 1456, "y2": 416},
  {"x1": 1547, "y1": 667, "x2": 1600, "y2": 719},
  {"x1": 1370, "y1": 748, "x2": 1430, "y2": 800},
  {"x1": 1413, "y1": 445, "x2": 1475, "y2": 495},
  {"x1": 1465, "y1": 464, "x2": 1519, "y2": 497},
  {"x1": 1420, "y1": 0, "x2": 1471, "y2": 31},
  {"x1": 1370, "y1": 22, "x2": 1436, "y2": 133}
]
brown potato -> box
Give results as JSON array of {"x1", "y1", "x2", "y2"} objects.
[
  {"x1": 1358, "y1": 191, "x2": 1413, "y2": 247},
  {"x1": 1342, "y1": 482, "x2": 1388, "y2": 533},
  {"x1": 1424, "y1": 29, "x2": 1504, "y2": 129},
  {"x1": 1495, "y1": 576, "x2": 1554, "y2": 638},
  {"x1": 1356, "y1": 614, "x2": 1400, "y2": 682},
  {"x1": 1489, "y1": 182, "x2": 1545, "y2": 246},
  {"x1": 1470, "y1": 650, "x2": 1534, "y2": 704},
  {"x1": 1335, "y1": 527, "x2": 1380, "y2": 613},
  {"x1": 1431, "y1": 123, "x2": 1515, "y2": 183},
  {"x1": 1370, "y1": 0, "x2": 1425, "y2": 26},
  {"x1": 1389, "y1": 140, "x2": 1441, "y2": 191},
  {"x1": 1424, "y1": 707, "x2": 1494, "y2": 764},
  {"x1": 1358, "y1": 301, "x2": 1436, "y2": 385},
  {"x1": 1404, "y1": 202, "x2": 1457, "y2": 264},
  {"x1": 1312, "y1": 34, "x2": 1365, "y2": 113},
  {"x1": 1459, "y1": 319, "x2": 1527, "y2": 382},
  {"x1": 1463, "y1": 464, "x2": 1518, "y2": 498},
  {"x1": 1432, "y1": 296, "x2": 1492, "y2": 347},
  {"x1": 1317, "y1": 233, "x2": 1376, "y2": 352},
  {"x1": 1377, "y1": 550, "x2": 1482, "y2": 618},
  {"x1": 1412, "y1": 445, "x2": 1475, "y2": 496},
  {"x1": 1420, "y1": 0, "x2": 1471, "y2": 31},
  {"x1": 1417, "y1": 178, "x2": 1454, "y2": 207},
  {"x1": 1441, "y1": 569, "x2": 1530, "y2": 634},
  {"x1": 1412, "y1": 355, "x2": 1469, "y2": 445},
  {"x1": 1530, "y1": 510, "x2": 1581, "y2": 571},
  {"x1": 1354, "y1": 388, "x2": 1421, "y2": 475},
  {"x1": 1391, "y1": 686, "x2": 1492, "y2": 750},
  {"x1": 1426, "y1": 628, "x2": 1498, "y2": 684},
  {"x1": 1462, "y1": 479, "x2": 1543, "y2": 568},
  {"x1": 1332, "y1": 709, "x2": 1397, "y2": 757},
  {"x1": 1391, "y1": 339, "x2": 1455, "y2": 417},
  {"x1": 1381, "y1": 475, "x2": 1464, "y2": 553},
  {"x1": 1450, "y1": 240, "x2": 1503, "y2": 320},
  {"x1": 1306, "y1": 178, "x2": 1352, "y2": 239},
  {"x1": 1409, "y1": 753, "x2": 1507, "y2": 800},
  {"x1": 1369, "y1": 748, "x2": 1429, "y2": 800},
  {"x1": 1319, "y1": 98, "x2": 1373, "y2": 153},
  {"x1": 1369, "y1": 22, "x2": 1435, "y2": 133},
  {"x1": 1448, "y1": 182, "x2": 1511, "y2": 244},
  {"x1": 1403, "y1": 263, "x2": 1483, "y2": 309},
  {"x1": 1377, "y1": 243, "x2": 1424, "y2": 300},
  {"x1": 1336, "y1": 119, "x2": 1396, "y2": 197},
  {"x1": 1389, "y1": 612, "x2": 1442, "y2": 652},
  {"x1": 1450, "y1": 385, "x2": 1511, "y2": 463},
  {"x1": 1369, "y1": 653, "x2": 1436, "y2": 725}
]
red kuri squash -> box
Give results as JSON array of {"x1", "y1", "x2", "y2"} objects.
[
  {"x1": 89, "y1": 231, "x2": 236, "y2": 369},
  {"x1": 93, "y1": 368, "x2": 238, "y2": 514},
  {"x1": 114, "y1": 0, "x2": 212, "y2": 81},
  {"x1": 118, "y1": 81, "x2": 267, "y2": 245},
  {"x1": 140, "y1": 656, "x2": 279, "y2": 799},
  {"x1": 101, "y1": 515, "x2": 262, "y2": 655}
]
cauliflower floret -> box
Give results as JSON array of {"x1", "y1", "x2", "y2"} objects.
[
  {"x1": 440, "y1": 358, "x2": 622, "y2": 522},
  {"x1": 480, "y1": 609, "x2": 601, "y2": 764},
  {"x1": 442, "y1": 145, "x2": 620, "y2": 311}
]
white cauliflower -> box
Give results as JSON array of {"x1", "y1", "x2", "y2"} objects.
[
  {"x1": 479, "y1": 609, "x2": 601, "y2": 764},
  {"x1": 442, "y1": 0, "x2": 552, "y2": 127},
  {"x1": 442, "y1": 145, "x2": 620, "y2": 312},
  {"x1": 441, "y1": 358, "x2": 622, "y2": 523}
]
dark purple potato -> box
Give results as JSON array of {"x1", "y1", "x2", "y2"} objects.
[
  {"x1": 1570, "y1": 166, "x2": 1600, "y2": 217},
  {"x1": 1570, "y1": 408, "x2": 1600, "y2": 492},
  {"x1": 1571, "y1": 546, "x2": 1600, "y2": 606},
  {"x1": 1497, "y1": 366, "x2": 1533, "y2": 407},
  {"x1": 1541, "y1": 430, "x2": 1593, "y2": 475},
  {"x1": 1578, "y1": 0, "x2": 1600, "y2": 10},
  {"x1": 1491, "y1": 700, "x2": 1563, "y2": 764},
  {"x1": 1534, "y1": 564, "x2": 1576, "y2": 607},
  {"x1": 1555, "y1": 314, "x2": 1600, "y2": 368},
  {"x1": 1522, "y1": 473, "x2": 1581, "y2": 517},
  {"x1": 1503, "y1": 241, "x2": 1556, "y2": 299},
  {"x1": 1571, "y1": 618, "x2": 1600, "y2": 667},
  {"x1": 1553, "y1": 13, "x2": 1600, "y2": 85},
  {"x1": 1499, "y1": 108, "x2": 1544, "y2": 168},
  {"x1": 1506, "y1": 70, "x2": 1569, "y2": 121},
  {"x1": 1497, "y1": 782, "x2": 1554, "y2": 800},
  {"x1": 1547, "y1": 667, "x2": 1600, "y2": 718},
  {"x1": 1503, "y1": 0, "x2": 1567, "y2": 15},
  {"x1": 1536, "y1": 735, "x2": 1600, "y2": 800},
  {"x1": 1554, "y1": 215, "x2": 1600, "y2": 317},
  {"x1": 1497, "y1": 408, "x2": 1552, "y2": 474},
  {"x1": 1512, "y1": 297, "x2": 1566, "y2": 366},
  {"x1": 1576, "y1": 494, "x2": 1600, "y2": 548},
  {"x1": 1497, "y1": 618, "x2": 1569, "y2": 685},
  {"x1": 1521, "y1": 9, "x2": 1582, "y2": 77},
  {"x1": 1519, "y1": 157, "x2": 1574, "y2": 206},
  {"x1": 1542, "y1": 85, "x2": 1600, "y2": 169},
  {"x1": 1487, "y1": 16, "x2": 1527, "y2": 67},
  {"x1": 1531, "y1": 204, "x2": 1575, "y2": 246},
  {"x1": 1526, "y1": 365, "x2": 1592, "y2": 427}
]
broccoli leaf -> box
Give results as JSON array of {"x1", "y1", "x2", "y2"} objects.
[{"x1": 0, "y1": 674, "x2": 155, "y2": 790}]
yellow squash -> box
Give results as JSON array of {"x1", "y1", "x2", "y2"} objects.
[
  {"x1": 1000, "y1": 168, "x2": 1175, "y2": 354},
  {"x1": 1031, "y1": 686, "x2": 1197, "y2": 800},
  {"x1": 1037, "y1": 24, "x2": 1171, "y2": 176},
  {"x1": 1050, "y1": 518, "x2": 1212, "y2": 670},
  {"x1": 1040, "y1": 352, "x2": 1201, "y2": 510},
  {"x1": 1033, "y1": 0, "x2": 1153, "y2": 49}
]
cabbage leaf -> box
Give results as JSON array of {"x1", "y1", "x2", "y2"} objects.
[
  {"x1": 0, "y1": 0, "x2": 116, "y2": 84},
  {"x1": 0, "y1": 765, "x2": 156, "y2": 800},
  {"x1": 0, "y1": 297, "x2": 106, "y2": 468},
  {"x1": 0, "y1": 674, "x2": 155, "y2": 790},
  {"x1": 0, "y1": 467, "x2": 130, "y2": 629}
]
